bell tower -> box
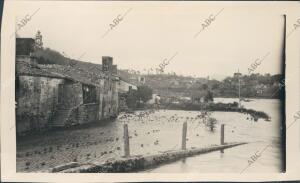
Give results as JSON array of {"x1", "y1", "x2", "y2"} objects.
[{"x1": 34, "y1": 30, "x2": 43, "y2": 49}]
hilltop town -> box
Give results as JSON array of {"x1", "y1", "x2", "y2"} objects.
[{"x1": 120, "y1": 70, "x2": 283, "y2": 100}]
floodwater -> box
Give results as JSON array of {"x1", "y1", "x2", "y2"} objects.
[
  {"x1": 141, "y1": 98, "x2": 284, "y2": 173},
  {"x1": 17, "y1": 98, "x2": 284, "y2": 173}
]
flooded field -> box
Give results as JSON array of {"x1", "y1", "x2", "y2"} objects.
[
  {"x1": 16, "y1": 98, "x2": 283, "y2": 173},
  {"x1": 142, "y1": 98, "x2": 284, "y2": 173}
]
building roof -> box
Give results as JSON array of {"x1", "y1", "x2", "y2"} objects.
[
  {"x1": 16, "y1": 60, "x2": 67, "y2": 79},
  {"x1": 16, "y1": 60, "x2": 108, "y2": 86},
  {"x1": 38, "y1": 64, "x2": 107, "y2": 86},
  {"x1": 15, "y1": 44, "x2": 121, "y2": 86}
]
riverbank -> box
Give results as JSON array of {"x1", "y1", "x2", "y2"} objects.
[{"x1": 136, "y1": 101, "x2": 271, "y2": 121}]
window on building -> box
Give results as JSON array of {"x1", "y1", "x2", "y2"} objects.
[{"x1": 82, "y1": 84, "x2": 97, "y2": 104}]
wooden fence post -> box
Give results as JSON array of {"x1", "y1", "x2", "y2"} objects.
[
  {"x1": 220, "y1": 124, "x2": 225, "y2": 153},
  {"x1": 123, "y1": 124, "x2": 130, "y2": 157},
  {"x1": 182, "y1": 122, "x2": 187, "y2": 150}
]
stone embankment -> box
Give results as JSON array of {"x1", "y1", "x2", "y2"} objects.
[{"x1": 43, "y1": 142, "x2": 247, "y2": 173}]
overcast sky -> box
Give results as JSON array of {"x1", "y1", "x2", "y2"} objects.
[{"x1": 13, "y1": 1, "x2": 285, "y2": 80}]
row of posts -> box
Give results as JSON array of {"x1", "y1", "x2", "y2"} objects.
[{"x1": 123, "y1": 123, "x2": 225, "y2": 157}]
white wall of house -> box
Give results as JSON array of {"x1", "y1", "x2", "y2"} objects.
[{"x1": 117, "y1": 80, "x2": 137, "y2": 93}]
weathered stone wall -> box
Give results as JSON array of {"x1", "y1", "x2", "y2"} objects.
[
  {"x1": 65, "y1": 78, "x2": 119, "y2": 123},
  {"x1": 48, "y1": 142, "x2": 248, "y2": 173},
  {"x1": 101, "y1": 95, "x2": 111, "y2": 119},
  {"x1": 60, "y1": 82, "x2": 82, "y2": 108},
  {"x1": 98, "y1": 81, "x2": 104, "y2": 120},
  {"x1": 76, "y1": 104, "x2": 99, "y2": 124},
  {"x1": 101, "y1": 75, "x2": 112, "y2": 119},
  {"x1": 16, "y1": 75, "x2": 64, "y2": 134},
  {"x1": 65, "y1": 78, "x2": 118, "y2": 125},
  {"x1": 101, "y1": 56, "x2": 114, "y2": 119},
  {"x1": 66, "y1": 83, "x2": 100, "y2": 125},
  {"x1": 112, "y1": 79, "x2": 119, "y2": 116},
  {"x1": 103, "y1": 79, "x2": 118, "y2": 118},
  {"x1": 16, "y1": 57, "x2": 120, "y2": 134}
]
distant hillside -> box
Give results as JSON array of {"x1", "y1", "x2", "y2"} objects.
[
  {"x1": 32, "y1": 48, "x2": 102, "y2": 72},
  {"x1": 117, "y1": 69, "x2": 212, "y2": 97},
  {"x1": 33, "y1": 48, "x2": 71, "y2": 65},
  {"x1": 117, "y1": 69, "x2": 284, "y2": 99}
]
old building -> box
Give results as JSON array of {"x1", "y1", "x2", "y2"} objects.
[
  {"x1": 117, "y1": 79, "x2": 138, "y2": 94},
  {"x1": 117, "y1": 79, "x2": 138, "y2": 112},
  {"x1": 15, "y1": 38, "x2": 119, "y2": 135}
]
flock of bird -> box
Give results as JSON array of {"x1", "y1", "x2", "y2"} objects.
[{"x1": 118, "y1": 110, "x2": 209, "y2": 125}]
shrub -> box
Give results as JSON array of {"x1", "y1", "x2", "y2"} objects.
[{"x1": 206, "y1": 117, "x2": 217, "y2": 132}]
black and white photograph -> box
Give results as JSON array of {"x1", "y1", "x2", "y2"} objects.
[{"x1": 1, "y1": 0, "x2": 300, "y2": 182}]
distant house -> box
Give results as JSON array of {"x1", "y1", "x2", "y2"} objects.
[
  {"x1": 15, "y1": 38, "x2": 119, "y2": 135},
  {"x1": 116, "y1": 79, "x2": 138, "y2": 111},
  {"x1": 138, "y1": 76, "x2": 146, "y2": 84},
  {"x1": 117, "y1": 79, "x2": 137, "y2": 94}
]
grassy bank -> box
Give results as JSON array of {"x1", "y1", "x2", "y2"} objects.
[{"x1": 150, "y1": 102, "x2": 271, "y2": 121}]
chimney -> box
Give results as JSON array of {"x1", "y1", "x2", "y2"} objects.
[
  {"x1": 112, "y1": 65, "x2": 118, "y2": 74},
  {"x1": 102, "y1": 56, "x2": 113, "y2": 72},
  {"x1": 16, "y1": 38, "x2": 35, "y2": 56}
]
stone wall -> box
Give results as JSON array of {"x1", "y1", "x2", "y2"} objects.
[
  {"x1": 112, "y1": 79, "x2": 119, "y2": 116},
  {"x1": 52, "y1": 142, "x2": 248, "y2": 173},
  {"x1": 60, "y1": 82, "x2": 82, "y2": 108},
  {"x1": 67, "y1": 82, "x2": 115, "y2": 125},
  {"x1": 16, "y1": 75, "x2": 64, "y2": 134},
  {"x1": 101, "y1": 57, "x2": 119, "y2": 119},
  {"x1": 101, "y1": 74, "x2": 113, "y2": 119},
  {"x1": 101, "y1": 79, "x2": 118, "y2": 119},
  {"x1": 77, "y1": 104, "x2": 99, "y2": 124},
  {"x1": 16, "y1": 57, "x2": 120, "y2": 134},
  {"x1": 64, "y1": 83, "x2": 99, "y2": 125}
]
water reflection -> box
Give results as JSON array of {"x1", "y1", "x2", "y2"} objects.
[{"x1": 220, "y1": 152, "x2": 224, "y2": 158}]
